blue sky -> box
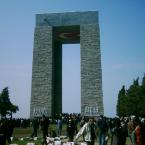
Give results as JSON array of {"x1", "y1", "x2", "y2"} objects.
[{"x1": 0, "y1": 0, "x2": 145, "y2": 118}]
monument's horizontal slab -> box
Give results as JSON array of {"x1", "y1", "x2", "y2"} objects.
[{"x1": 36, "y1": 11, "x2": 98, "y2": 27}]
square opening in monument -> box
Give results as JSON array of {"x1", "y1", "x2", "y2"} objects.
[{"x1": 62, "y1": 44, "x2": 81, "y2": 113}]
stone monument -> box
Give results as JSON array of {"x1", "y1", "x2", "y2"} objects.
[{"x1": 30, "y1": 11, "x2": 104, "y2": 118}]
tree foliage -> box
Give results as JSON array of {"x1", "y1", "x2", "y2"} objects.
[
  {"x1": 0, "y1": 87, "x2": 19, "y2": 118},
  {"x1": 117, "y1": 75, "x2": 145, "y2": 117}
]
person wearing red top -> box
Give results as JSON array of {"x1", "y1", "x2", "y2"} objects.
[{"x1": 133, "y1": 116, "x2": 142, "y2": 145}]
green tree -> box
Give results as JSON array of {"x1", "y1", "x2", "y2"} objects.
[
  {"x1": 126, "y1": 78, "x2": 140, "y2": 116},
  {"x1": 116, "y1": 85, "x2": 127, "y2": 116},
  {"x1": 0, "y1": 87, "x2": 19, "y2": 118},
  {"x1": 142, "y1": 74, "x2": 145, "y2": 86},
  {"x1": 139, "y1": 74, "x2": 145, "y2": 116},
  {"x1": 117, "y1": 76, "x2": 145, "y2": 117}
]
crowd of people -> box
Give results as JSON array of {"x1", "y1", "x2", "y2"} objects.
[{"x1": 0, "y1": 113, "x2": 145, "y2": 145}]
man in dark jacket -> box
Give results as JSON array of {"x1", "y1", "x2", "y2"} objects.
[
  {"x1": 0, "y1": 120, "x2": 7, "y2": 145},
  {"x1": 98, "y1": 116, "x2": 108, "y2": 145},
  {"x1": 67, "y1": 115, "x2": 76, "y2": 141},
  {"x1": 31, "y1": 117, "x2": 39, "y2": 138},
  {"x1": 40, "y1": 115, "x2": 50, "y2": 145}
]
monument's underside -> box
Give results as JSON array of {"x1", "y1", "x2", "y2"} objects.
[{"x1": 30, "y1": 11, "x2": 104, "y2": 118}]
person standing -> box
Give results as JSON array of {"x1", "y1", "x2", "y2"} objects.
[
  {"x1": 31, "y1": 117, "x2": 39, "y2": 138},
  {"x1": 56, "y1": 117, "x2": 62, "y2": 137},
  {"x1": 6, "y1": 119, "x2": 15, "y2": 144},
  {"x1": 111, "y1": 118, "x2": 125, "y2": 145},
  {"x1": 40, "y1": 115, "x2": 50, "y2": 145},
  {"x1": 0, "y1": 120, "x2": 7, "y2": 145},
  {"x1": 141, "y1": 118, "x2": 145, "y2": 145},
  {"x1": 75, "y1": 118, "x2": 96, "y2": 145},
  {"x1": 66, "y1": 115, "x2": 76, "y2": 142},
  {"x1": 98, "y1": 115, "x2": 108, "y2": 145},
  {"x1": 128, "y1": 117, "x2": 134, "y2": 144},
  {"x1": 132, "y1": 116, "x2": 142, "y2": 145}
]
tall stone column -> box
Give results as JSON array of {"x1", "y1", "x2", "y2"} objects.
[
  {"x1": 30, "y1": 26, "x2": 53, "y2": 118},
  {"x1": 80, "y1": 24, "x2": 104, "y2": 116}
]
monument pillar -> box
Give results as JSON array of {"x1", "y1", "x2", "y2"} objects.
[
  {"x1": 80, "y1": 24, "x2": 104, "y2": 116},
  {"x1": 30, "y1": 26, "x2": 53, "y2": 117}
]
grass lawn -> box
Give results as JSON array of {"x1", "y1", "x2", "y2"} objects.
[
  {"x1": 7, "y1": 125, "x2": 67, "y2": 145},
  {"x1": 6, "y1": 125, "x2": 132, "y2": 145}
]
